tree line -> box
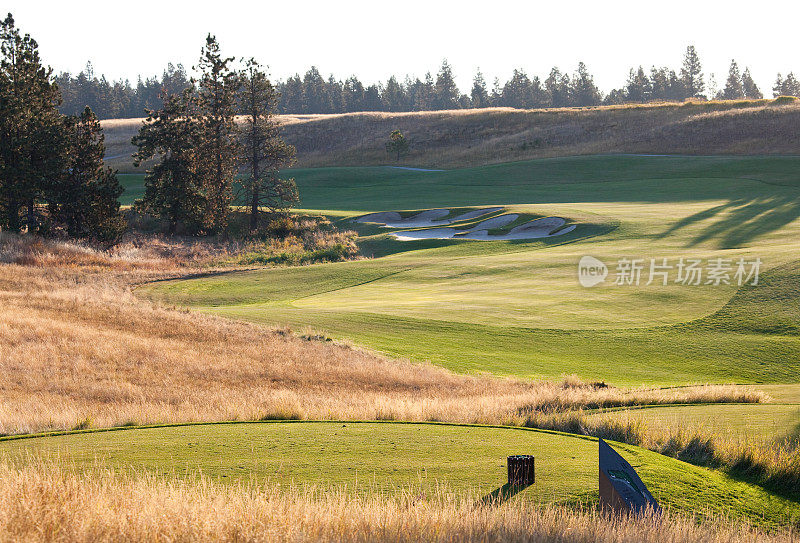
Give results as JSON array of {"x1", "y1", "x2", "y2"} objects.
[
  {"x1": 56, "y1": 46, "x2": 800, "y2": 119},
  {"x1": 0, "y1": 13, "x2": 296, "y2": 241},
  {"x1": 0, "y1": 14, "x2": 124, "y2": 242}
]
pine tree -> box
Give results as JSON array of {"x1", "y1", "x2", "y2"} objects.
[
  {"x1": 132, "y1": 88, "x2": 205, "y2": 234},
  {"x1": 500, "y1": 69, "x2": 533, "y2": 108},
  {"x1": 723, "y1": 60, "x2": 744, "y2": 100},
  {"x1": 470, "y1": 70, "x2": 489, "y2": 108},
  {"x1": 773, "y1": 74, "x2": 784, "y2": 98},
  {"x1": 773, "y1": 73, "x2": 799, "y2": 97},
  {"x1": 238, "y1": 58, "x2": 298, "y2": 231},
  {"x1": 385, "y1": 130, "x2": 408, "y2": 161},
  {"x1": 342, "y1": 76, "x2": 365, "y2": 112},
  {"x1": 194, "y1": 35, "x2": 240, "y2": 234},
  {"x1": 383, "y1": 76, "x2": 406, "y2": 111},
  {"x1": 571, "y1": 62, "x2": 601, "y2": 106},
  {"x1": 741, "y1": 68, "x2": 762, "y2": 99},
  {"x1": 49, "y1": 107, "x2": 124, "y2": 242},
  {"x1": 0, "y1": 13, "x2": 65, "y2": 233},
  {"x1": 433, "y1": 60, "x2": 459, "y2": 110},
  {"x1": 680, "y1": 45, "x2": 704, "y2": 99},
  {"x1": 545, "y1": 67, "x2": 568, "y2": 107},
  {"x1": 784, "y1": 73, "x2": 800, "y2": 96},
  {"x1": 625, "y1": 66, "x2": 651, "y2": 103}
]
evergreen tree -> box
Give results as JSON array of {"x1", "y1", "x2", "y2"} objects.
[
  {"x1": 545, "y1": 67, "x2": 569, "y2": 107},
  {"x1": 194, "y1": 35, "x2": 240, "y2": 234},
  {"x1": 470, "y1": 70, "x2": 489, "y2": 108},
  {"x1": 0, "y1": 13, "x2": 65, "y2": 232},
  {"x1": 385, "y1": 129, "x2": 408, "y2": 161},
  {"x1": 500, "y1": 69, "x2": 533, "y2": 108},
  {"x1": 301, "y1": 66, "x2": 327, "y2": 113},
  {"x1": 489, "y1": 77, "x2": 502, "y2": 106},
  {"x1": 784, "y1": 73, "x2": 800, "y2": 96},
  {"x1": 326, "y1": 74, "x2": 345, "y2": 113},
  {"x1": 132, "y1": 88, "x2": 205, "y2": 234},
  {"x1": 49, "y1": 107, "x2": 124, "y2": 242},
  {"x1": 773, "y1": 74, "x2": 784, "y2": 97},
  {"x1": 278, "y1": 74, "x2": 304, "y2": 113},
  {"x1": 722, "y1": 60, "x2": 744, "y2": 100},
  {"x1": 433, "y1": 60, "x2": 459, "y2": 109},
  {"x1": 741, "y1": 68, "x2": 762, "y2": 99},
  {"x1": 772, "y1": 73, "x2": 799, "y2": 97},
  {"x1": 625, "y1": 66, "x2": 652, "y2": 103},
  {"x1": 383, "y1": 76, "x2": 407, "y2": 111},
  {"x1": 363, "y1": 83, "x2": 383, "y2": 110},
  {"x1": 680, "y1": 45, "x2": 704, "y2": 99},
  {"x1": 342, "y1": 75, "x2": 365, "y2": 111},
  {"x1": 571, "y1": 62, "x2": 601, "y2": 106},
  {"x1": 238, "y1": 58, "x2": 298, "y2": 231}
]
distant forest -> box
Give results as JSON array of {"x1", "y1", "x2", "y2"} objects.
[{"x1": 56, "y1": 46, "x2": 800, "y2": 119}]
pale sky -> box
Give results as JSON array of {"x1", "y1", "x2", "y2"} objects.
[{"x1": 6, "y1": 0, "x2": 798, "y2": 96}]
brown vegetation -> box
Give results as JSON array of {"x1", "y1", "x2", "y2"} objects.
[
  {"x1": 0, "y1": 234, "x2": 761, "y2": 436},
  {"x1": 0, "y1": 460, "x2": 792, "y2": 543},
  {"x1": 103, "y1": 98, "x2": 800, "y2": 172}
]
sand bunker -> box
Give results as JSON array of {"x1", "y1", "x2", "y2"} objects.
[
  {"x1": 393, "y1": 216, "x2": 576, "y2": 241},
  {"x1": 393, "y1": 228, "x2": 458, "y2": 241},
  {"x1": 447, "y1": 207, "x2": 503, "y2": 223},
  {"x1": 356, "y1": 207, "x2": 501, "y2": 228},
  {"x1": 463, "y1": 213, "x2": 519, "y2": 232}
]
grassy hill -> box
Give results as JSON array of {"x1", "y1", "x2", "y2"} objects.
[
  {"x1": 141, "y1": 155, "x2": 800, "y2": 385},
  {"x1": 3, "y1": 421, "x2": 798, "y2": 527},
  {"x1": 103, "y1": 98, "x2": 800, "y2": 173}
]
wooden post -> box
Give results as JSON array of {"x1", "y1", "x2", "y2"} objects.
[{"x1": 507, "y1": 455, "x2": 535, "y2": 486}]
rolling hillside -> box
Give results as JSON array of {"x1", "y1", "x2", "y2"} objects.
[{"x1": 102, "y1": 98, "x2": 800, "y2": 173}]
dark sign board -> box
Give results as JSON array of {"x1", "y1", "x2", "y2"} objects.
[{"x1": 599, "y1": 438, "x2": 660, "y2": 515}]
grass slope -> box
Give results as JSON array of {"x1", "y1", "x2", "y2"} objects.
[
  {"x1": 589, "y1": 403, "x2": 800, "y2": 444},
  {"x1": 103, "y1": 99, "x2": 800, "y2": 172},
  {"x1": 142, "y1": 155, "x2": 800, "y2": 385},
  {"x1": 1, "y1": 421, "x2": 797, "y2": 527}
]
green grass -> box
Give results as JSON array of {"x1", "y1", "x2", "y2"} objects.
[
  {"x1": 140, "y1": 155, "x2": 800, "y2": 385},
  {"x1": 1, "y1": 421, "x2": 797, "y2": 527},
  {"x1": 589, "y1": 403, "x2": 800, "y2": 444}
]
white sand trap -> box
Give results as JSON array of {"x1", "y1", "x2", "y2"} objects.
[
  {"x1": 357, "y1": 207, "x2": 503, "y2": 228},
  {"x1": 358, "y1": 209, "x2": 451, "y2": 228},
  {"x1": 383, "y1": 209, "x2": 451, "y2": 228},
  {"x1": 392, "y1": 228, "x2": 458, "y2": 241},
  {"x1": 463, "y1": 213, "x2": 519, "y2": 232},
  {"x1": 463, "y1": 218, "x2": 577, "y2": 240},
  {"x1": 447, "y1": 207, "x2": 504, "y2": 223},
  {"x1": 509, "y1": 217, "x2": 566, "y2": 235},
  {"x1": 393, "y1": 216, "x2": 577, "y2": 241},
  {"x1": 356, "y1": 211, "x2": 403, "y2": 224}
]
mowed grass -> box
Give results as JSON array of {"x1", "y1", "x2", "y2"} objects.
[
  {"x1": 141, "y1": 155, "x2": 800, "y2": 385},
  {"x1": 1, "y1": 421, "x2": 798, "y2": 527},
  {"x1": 588, "y1": 403, "x2": 800, "y2": 444}
]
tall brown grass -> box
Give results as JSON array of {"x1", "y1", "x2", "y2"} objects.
[
  {"x1": 103, "y1": 98, "x2": 800, "y2": 172},
  {"x1": 0, "y1": 234, "x2": 763, "y2": 436},
  {"x1": 0, "y1": 459, "x2": 791, "y2": 543}
]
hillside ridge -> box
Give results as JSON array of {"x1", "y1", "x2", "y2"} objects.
[{"x1": 102, "y1": 98, "x2": 800, "y2": 173}]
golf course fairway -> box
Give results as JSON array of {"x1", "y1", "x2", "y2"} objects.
[{"x1": 139, "y1": 155, "x2": 800, "y2": 385}]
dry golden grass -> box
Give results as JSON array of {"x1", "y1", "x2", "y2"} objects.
[
  {"x1": 0, "y1": 234, "x2": 762, "y2": 436},
  {"x1": 103, "y1": 98, "x2": 800, "y2": 172},
  {"x1": 0, "y1": 459, "x2": 791, "y2": 543}
]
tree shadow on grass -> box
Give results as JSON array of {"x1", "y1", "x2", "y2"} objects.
[{"x1": 657, "y1": 195, "x2": 800, "y2": 249}]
